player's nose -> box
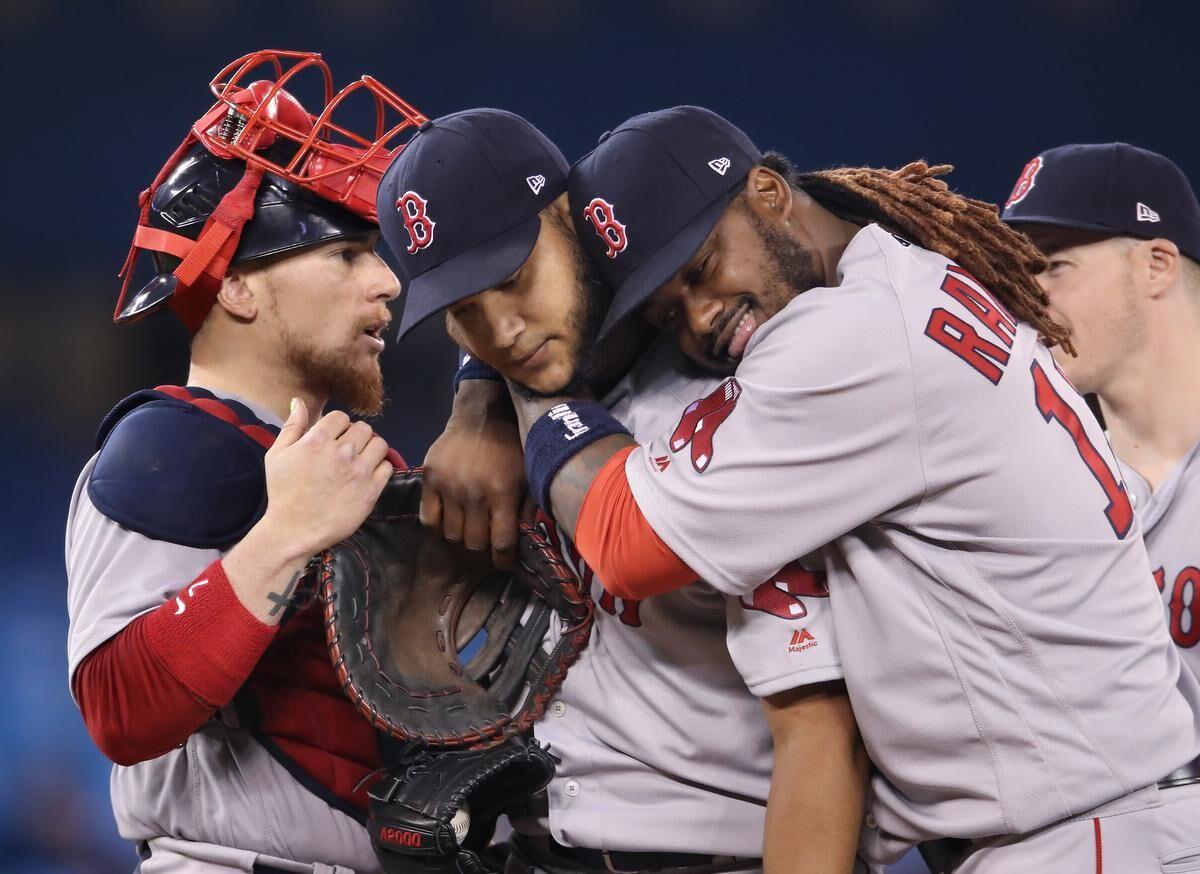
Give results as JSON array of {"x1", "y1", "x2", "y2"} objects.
[
  {"x1": 477, "y1": 291, "x2": 525, "y2": 350},
  {"x1": 683, "y1": 294, "x2": 723, "y2": 338},
  {"x1": 368, "y1": 256, "x2": 402, "y2": 303}
]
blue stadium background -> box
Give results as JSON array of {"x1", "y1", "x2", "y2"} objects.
[{"x1": 4, "y1": 1, "x2": 1197, "y2": 870}]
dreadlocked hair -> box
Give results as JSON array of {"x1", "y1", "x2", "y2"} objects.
[{"x1": 760, "y1": 151, "x2": 1073, "y2": 354}]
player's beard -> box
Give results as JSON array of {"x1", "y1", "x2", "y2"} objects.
[
  {"x1": 695, "y1": 213, "x2": 826, "y2": 376},
  {"x1": 509, "y1": 238, "x2": 610, "y2": 401},
  {"x1": 747, "y1": 210, "x2": 826, "y2": 315},
  {"x1": 283, "y1": 326, "x2": 386, "y2": 418}
]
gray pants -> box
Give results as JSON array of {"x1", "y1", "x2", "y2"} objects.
[{"x1": 135, "y1": 835, "x2": 364, "y2": 874}]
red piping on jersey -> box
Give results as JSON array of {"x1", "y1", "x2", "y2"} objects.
[
  {"x1": 1093, "y1": 818, "x2": 1103, "y2": 874},
  {"x1": 574, "y1": 446, "x2": 699, "y2": 600},
  {"x1": 74, "y1": 560, "x2": 277, "y2": 765},
  {"x1": 155, "y1": 385, "x2": 277, "y2": 449}
]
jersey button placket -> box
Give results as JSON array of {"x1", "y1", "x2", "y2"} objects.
[
  {"x1": 564, "y1": 780, "x2": 580, "y2": 797},
  {"x1": 551, "y1": 700, "x2": 567, "y2": 717}
]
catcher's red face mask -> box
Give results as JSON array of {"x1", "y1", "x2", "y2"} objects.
[{"x1": 117, "y1": 49, "x2": 426, "y2": 332}]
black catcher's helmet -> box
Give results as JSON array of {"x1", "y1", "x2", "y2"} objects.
[{"x1": 117, "y1": 50, "x2": 426, "y2": 332}]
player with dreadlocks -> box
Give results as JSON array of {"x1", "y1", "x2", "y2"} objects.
[
  {"x1": 477, "y1": 106, "x2": 1200, "y2": 873},
  {"x1": 780, "y1": 156, "x2": 1071, "y2": 352}
]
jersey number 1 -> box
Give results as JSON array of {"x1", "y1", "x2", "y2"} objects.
[{"x1": 1030, "y1": 361, "x2": 1133, "y2": 539}]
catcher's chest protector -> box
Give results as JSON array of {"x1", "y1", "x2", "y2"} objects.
[{"x1": 89, "y1": 385, "x2": 389, "y2": 817}]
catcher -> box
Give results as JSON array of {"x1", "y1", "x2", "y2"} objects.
[{"x1": 66, "y1": 51, "x2": 418, "y2": 872}]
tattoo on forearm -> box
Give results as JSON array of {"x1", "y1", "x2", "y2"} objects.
[
  {"x1": 549, "y1": 436, "x2": 637, "y2": 538},
  {"x1": 266, "y1": 568, "x2": 311, "y2": 616}
]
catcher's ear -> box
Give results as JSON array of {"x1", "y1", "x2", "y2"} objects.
[{"x1": 215, "y1": 267, "x2": 260, "y2": 321}]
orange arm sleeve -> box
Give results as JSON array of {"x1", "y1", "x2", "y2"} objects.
[{"x1": 574, "y1": 446, "x2": 699, "y2": 600}]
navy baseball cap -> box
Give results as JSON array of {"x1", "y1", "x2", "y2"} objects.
[
  {"x1": 569, "y1": 106, "x2": 763, "y2": 337},
  {"x1": 1002, "y1": 143, "x2": 1200, "y2": 262},
  {"x1": 377, "y1": 109, "x2": 570, "y2": 339}
]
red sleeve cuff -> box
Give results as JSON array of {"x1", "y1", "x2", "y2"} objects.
[
  {"x1": 574, "y1": 447, "x2": 699, "y2": 600},
  {"x1": 143, "y1": 559, "x2": 278, "y2": 707}
]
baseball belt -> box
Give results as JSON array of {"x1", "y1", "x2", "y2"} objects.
[
  {"x1": 918, "y1": 753, "x2": 1200, "y2": 874},
  {"x1": 511, "y1": 835, "x2": 759, "y2": 874}
]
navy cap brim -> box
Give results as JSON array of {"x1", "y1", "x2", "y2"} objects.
[
  {"x1": 1004, "y1": 214, "x2": 1128, "y2": 237},
  {"x1": 598, "y1": 189, "x2": 734, "y2": 338},
  {"x1": 395, "y1": 214, "x2": 542, "y2": 339}
]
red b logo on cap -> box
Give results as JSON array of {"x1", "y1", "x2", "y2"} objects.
[
  {"x1": 583, "y1": 197, "x2": 628, "y2": 259},
  {"x1": 1005, "y1": 156, "x2": 1043, "y2": 208},
  {"x1": 396, "y1": 191, "x2": 436, "y2": 254}
]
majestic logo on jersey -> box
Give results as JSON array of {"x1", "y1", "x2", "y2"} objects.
[
  {"x1": 670, "y1": 378, "x2": 741, "y2": 473},
  {"x1": 396, "y1": 191, "x2": 436, "y2": 254},
  {"x1": 173, "y1": 578, "x2": 210, "y2": 615},
  {"x1": 1005, "y1": 156, "x2": 1043, "y2": 208},
  {"x1": 526, "y1": 174, "x2": 546, "y2": 195},
  {"x1": 652, "y1": 454, "x2": 671, "y2": 472},
  {"x1": 1137, "y1": 202, "x2": 1161, "y2": 223},
  {"x1": 740, "y1": 561, "x2": 829, "y2": 620},
  {"x1": 708, "y1": 156, "x2": 731, "y2": 176},
  {"x1": 787, "y1": 628, "x2": 819, "y2": 653},
  {"x1": 583, "y1": 197, "x2": 628, "y2": 259}
]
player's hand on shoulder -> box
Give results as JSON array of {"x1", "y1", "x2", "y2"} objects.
[
  {"x1": 422, "y1": 378, "x2": 527, "y2": 567},
  {"x1": 261, "y1": 398, "x2": 393, "y2": 556}
]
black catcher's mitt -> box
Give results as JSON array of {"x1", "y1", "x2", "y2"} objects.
[
  {"x1": 320, "y1": 468, "x2": 594, "y2": 748},
  {"x1": 368, "y1": 736, "x2": 558, "y2": 874}
]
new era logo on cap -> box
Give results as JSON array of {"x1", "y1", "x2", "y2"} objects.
[
  {"x1": 1137, "y1": 202, "x2": 1161, "y2": 223},
  {"x1": 708, "y1": 157, "x2": 731, "y2": 176},
  {"x1": 526, "y1": 174, "x2": 546, "y2": 195}
]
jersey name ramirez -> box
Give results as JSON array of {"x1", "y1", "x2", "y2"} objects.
[{"x1": 922, "y1": 262, "x2": 1134, "y2": 539}]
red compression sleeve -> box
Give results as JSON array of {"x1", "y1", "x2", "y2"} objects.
[
  {"x1": 74, "y1": 560, "x2": 278, "y2": 765},
  {"x1": 75, "y1": 613, "x2": 212, "y2": 765},
  {"x1": 574, "y1": 446, "x2": 699, "y2": 600}
]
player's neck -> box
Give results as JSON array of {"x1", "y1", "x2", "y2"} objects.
[
  {"x1": 1100, "y1": 307, "x2": 1200, "y2": 490},
  {"x1": 187, "y1": 332, "x2": 328, "y2": 424},
  {"x1": 797, "y1": 199, "x2": 860, "y2": 287}
]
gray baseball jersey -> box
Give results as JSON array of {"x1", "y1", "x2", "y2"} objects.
[
  {"x1": 1119, "y1": 439, "x2": 1200, "y2": 679},
  {"x1": 65, "y1": 393, "x2": 382, "y2": 872},
  {"x1": 531, "y1": 337, "x2": 842, "y2": 858},
  {"x1": 621, "y1": 224, "x2": 1200, "y2": 866}
]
